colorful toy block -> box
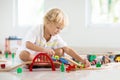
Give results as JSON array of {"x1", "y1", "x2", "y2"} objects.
[
  {"x1": 5, "y1": 52, "x2": 9, "y2": 58},
  {"x1": 1, "y1": 64, "x2": 5, "y2": 69},
  {"x1": 59, "y1": 58, "x2": 69, "y2": 65},
  {"x1": 87, "y1": 55, "x2": 96, "y2": 62},
  {"x1": 66, "y1": 65, "x2": 76, "y2": 72},
  {"x1": 17, "y1": 67, "x2": 22, "y2": 73},
  {"x1": 60, "y1": 63, "x2": 65, "y2": 72},
  {"x1": 12, "y1": 53, "x2": 15, "y2": 59},
  {"x1": 52, "y1": 57, "x2": 56, "y2": 61},
  {"x1": 81, "y1": 64, "x2": 85, "y2": 68},
  {"x1": 54, "y1": 55, "x2": 59, "y2": 60},
  {"x1": 96, "y1": 61, "x2": 101, "y2": 67},
  {"x1": 114, "y1": 55, "x2": 120, "y2": 62},
  {"x1": 66, "y1": 67, "x2": 70, "y2": 72}
]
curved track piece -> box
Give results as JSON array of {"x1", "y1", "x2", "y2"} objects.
[
  {"x1": 86, "y1": 53, "x2": 119, "y2": 56},
  {"x1": 62, "y1": 57, "x2": 112, "y2": 70},
  {"x1": 79, "y1": 67, "x2": 107, "y2": 70},
  {"x1": 0, "y1": 61, "x2": 32, "y2": 72},
  {"x1": 29, "y1": 53, "x2": 56, "y2": 71},
  {"x1": 0, "y1": 61, "x2": 61, "y2": 72},
  {"x1": 62, "y1": 57, "x2": 81, "y2": 67},
  {"x1": 0, "y1": 60, "x2": 7, "y2": 62}
]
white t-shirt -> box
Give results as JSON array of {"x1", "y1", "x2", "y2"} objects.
[{"x1": 15, "y1": 24, "x2": 67, "y2": 62}]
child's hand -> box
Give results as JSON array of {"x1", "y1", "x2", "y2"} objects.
[
  {"x1": 82, "y1": 59, "x2": 91, "y2": 68},
  {"x1": 44, "y1": 48, "x2": 55, "y2": 56}
]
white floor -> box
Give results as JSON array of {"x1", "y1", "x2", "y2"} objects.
[
  {"x1": 1, "y1": 54, "x2": 120, "y2": 80},
  {"x1": 0, "y1": 68, "x2": 120, "y2": 80}
]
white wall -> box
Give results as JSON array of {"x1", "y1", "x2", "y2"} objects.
[
  {"x1": 0, "y1": 0, "x2": 120, "y2": 52},
  {"x1": 44, "y1": 0, "x2": 120, "y2": 48},
  {"x1": 0, "y1": 0, "x2": 30, "y2": 50},
  {"x1": 0, "y1": 0, "x2": 13, "y2": 50}
]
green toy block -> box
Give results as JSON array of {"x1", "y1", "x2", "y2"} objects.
[
  {"x1": 89, "y1": 55, "x2": 96, "y2": 62},
  {"x1": 12, "y1": 53, "x2": 15, "y2": 59},
  {"x1": 5, "y1": 52, "x2": 8, "y2": 58},
  {"x1": 60, "y1": 63, "x2": 65, "y2": 72},
  {"x1": 96, "y1": 62, "x2": 101, "y2": 67},
  {"x1": 17, "y1": 67, "x2": 22, "y2": 73}
]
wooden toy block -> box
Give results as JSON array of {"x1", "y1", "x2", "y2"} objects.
[
  {"x1": 114, "y1": 55, "x2": 120, "y2": 62},
  {"x1": 87, "y1": 55, "x2": 96, "y2": 62},
  {"x1": 60, "y1": 63, "x2": 65, "y2": 72},
  {"x1": 17, "y1": 67, "x2": 22, "y2": 73},
  {"x1": 54, "y1": 55, "x2": 59, "y2": 60},
  {"x1": 1, "y1": 64, "x2": 5, "y2": 69},
  {"x1": 96, "y1": 62, "x2": 101, "y2": 67}
]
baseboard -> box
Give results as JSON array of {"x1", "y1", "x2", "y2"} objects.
[{"x1": 71, "y1": 47, "x2": 120, "y2": 54}]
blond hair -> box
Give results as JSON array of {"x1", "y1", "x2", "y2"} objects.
[{"x1": 44, "y1": 8, "x2": 68, "y2": 27}]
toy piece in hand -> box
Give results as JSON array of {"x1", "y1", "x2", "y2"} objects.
[{"x1": 114, "y1": 55, "x2": 120, "y2": 62}]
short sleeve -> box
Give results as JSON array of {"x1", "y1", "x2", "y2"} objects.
[
  {"x1": 53, "y1": 35, "x2": 67, "y2": 49},
  {"x1": 23, "y1": 26, "x2": 40, "y2": 43}
]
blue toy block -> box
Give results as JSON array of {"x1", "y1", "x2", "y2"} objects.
[
  {"x1": 59, "y1": 58, "x2": 69, "y2": 64},
  {"x1": 51, "y1": 57, "x2": 56, "y2": 61}
]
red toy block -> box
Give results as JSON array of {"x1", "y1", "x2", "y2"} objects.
[
  {"x1": 66, "y1": 67, "x2": 71, "y2": 72},
  {"x1": 1, "y1": 64, "x2": 5, "y2": 69},
  {"x1": 68, "y1": 65, "x2": 75, "y2": 69},
  {"x1": 66, "y1": 65, "x2": 76, "y2": 72}
]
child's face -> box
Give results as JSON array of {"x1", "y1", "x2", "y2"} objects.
[{"x1": 47, "y1": 23, "x2": 63, "y2": 36}]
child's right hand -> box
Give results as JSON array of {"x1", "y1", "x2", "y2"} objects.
[
  {"x1": 43, "y1": 48, "x2": 55, "y2": 56},
  {"x1": 82, "y1": 59, "x2": 91, "y2": 68}
]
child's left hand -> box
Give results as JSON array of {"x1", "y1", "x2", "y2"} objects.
[{"x1": 82, "y1": 59, "x2": 91, "y2": 68}]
